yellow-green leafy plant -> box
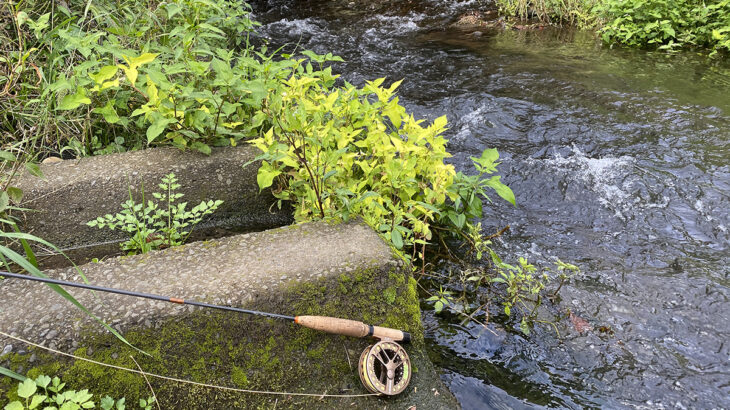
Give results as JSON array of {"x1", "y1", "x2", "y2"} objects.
[
  {"x1": 2, "y1": 0, "x2": 267, "y2": 156},
  {"x1": 249, "y1": 57, "x2": 515, "y2": 262}
]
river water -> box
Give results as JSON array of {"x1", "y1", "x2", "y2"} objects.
[{"x1": 250, "y1": 1, "x2": 730, "y2": 408}]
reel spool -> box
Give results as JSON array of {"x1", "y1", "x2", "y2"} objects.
[{"x1": 358, "y1": 339, "x2": 411, "y2": 396}]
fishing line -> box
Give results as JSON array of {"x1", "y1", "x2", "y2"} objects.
[{"x1": 0, "y1": 330, "x2": 377, "y2": 398}]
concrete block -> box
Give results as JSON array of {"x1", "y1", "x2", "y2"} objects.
[
  {"x1": 0, "y1": 220, "x2": 458, "y2": 409},
  {"x1": 12, "y1": 146, "x2": 292, "y2": 266}
]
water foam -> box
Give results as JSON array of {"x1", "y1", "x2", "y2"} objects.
[{"x1": 538, "y1": 145, "x2": 637, "y2": 219}]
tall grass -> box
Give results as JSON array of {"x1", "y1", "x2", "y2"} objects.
[
  {"x1": 495, "y1": 0, "x2": 599, "y2": 26},
  {"x1": 0, "y1": 0, "x2": 258, "y2": 160}
]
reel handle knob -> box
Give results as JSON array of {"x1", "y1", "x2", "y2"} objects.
[{"x1": 294, "y1": 316, "x2": 411, "y2": 343}]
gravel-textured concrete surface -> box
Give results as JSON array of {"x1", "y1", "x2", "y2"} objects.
[
  {"x1": 12, "y1": 146, "x2": 292, "y2": 265},
  {"x1": 0, "y1": 220, "x2": 459, "y2": 409},
  {"x1": 0, "y1": 221, "x2": 387, "y2": 347}
]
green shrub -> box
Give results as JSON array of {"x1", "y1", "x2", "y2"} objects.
[
  {"x1": 250, "y1": 61, "x2": 515, "y2": 262},
  {"x1": 596, "y1": 0, "x2": 730, "y2": 54},
  {"x1": 1, "y1": 0, "x2": 266, "y2": 158}
]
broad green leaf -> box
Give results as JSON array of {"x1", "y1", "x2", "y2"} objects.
[
  {"x1": 210, "y1": 58, "x2": 233, "y2": 82},
  {"x1": 58, "y1": 87, "x2": 91, "y2": 110},
  {"x1": 119, "y1": 65, "x2": 138, "y2": 86},
  {"x1": 447, "y1": 212, "x2": 466, "y2": 229},
  {"x1": 520, "y1": 318, "x2": 531, "y2": 335},
  {"x1": 100, "y1": 79, "x2": 120, "y2": 91},
  {"x1": 256, "y1": 161, "x2": 280, "y2": 190},
  {"x1": 59, "y1": 401, "x2": 77, "y2": 410},
  {"x1": 17, "y1": 378, "x2": 37, "y2": 398},
  {"x1": 432, "y1": 115, "x2": 448, "y2": 130},
  {"x1": 29, "y1": 394, "x2": 47, "y2": 409},
  {"x1": 100, "y1": 396, "x2": 115, "y2": 410},
  {"x1": 322, "y1": 170, "x2": 337, "y2": 183},
  {"x1": 6, "y1": 187, "x2": 23, "y2": 203},
  {"x1": 35, "y1": 375, "x2": 51, "y2": 388},
  {"x1": 16, "y1": 12, "x2": 29, "y2": 26},
  {"x1": 390, "y1": 229, "x2": 404, "y2": 249},
  {"x1": 471, "y1": 148, "x2": 499, "y2": 173},
  {"x1": 146, "y1": 76, "x2": 158, "y2": 104},
  {"x1": 485, "y1": 176, "x2": 516, "y2": 206},
  {"x1": 93, "y1": 101, "x2": 120, "y2": 124},
  {"x1": 166, "y1": 3, "x2": 182, "y2": 18},
  {"x1": 190, "y1": 142, "x2": 211, "y2": 155},
  {"x1": 0, "y1": 150, "x2": 15, "y2": 162},
  {"x1": 171, "y1": 134, "x2": 187, "y2": 148},
  {"x1": 3, "y1": 401, "x2": 24, "y2": 410},
  {"x1": 25, "y1": 163, "x2": 44, "y2": 178},
  {"x1": 468, "y1": 194, "x2": 482, "y2": 216},
  {"x1": 146, "y1": 117, "x2": 174, "y2": 144},
  {"x1": 456, "y1": 213, "x2": 466, "y2": 229},
  {"x1": 130, "y1": 106, "x2": 150, "y2": 117},
  {"x1": 89, "y1": 65, "x2": 118, "y2": 84},
  {"x1": 127, "y1": 53, "x2": 158, "y2": 69}
]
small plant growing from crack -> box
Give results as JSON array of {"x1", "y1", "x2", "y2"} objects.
[{"x1": 87, "y1": 173, "x2": 223, "y2": 254}]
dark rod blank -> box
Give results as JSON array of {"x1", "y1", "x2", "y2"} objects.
[{"x1": 0, "y1": 271, "x2": 295, "y2": 321}]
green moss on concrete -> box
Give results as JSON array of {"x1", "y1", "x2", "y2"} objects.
[
  {"x1": 1, "y1": 265, "x2": 456, "y2": 409},
  {"x1": 1, "y1": 350, "x2": 61, "y2": 402}
]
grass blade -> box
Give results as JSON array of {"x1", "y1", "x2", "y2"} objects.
[
  {"x1": 0, "y1": 245, "x2": 148, "y2": 356},
  {"x1": 0, "y1": 365, "x2": 27, "y2": 382}
]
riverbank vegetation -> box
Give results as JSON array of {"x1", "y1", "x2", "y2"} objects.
[
  {"x1": 2, "y1": 0, "x2": 505, "y2": 260},
  {"x1": 1, "y1": 0, "x2": 520, "y2": 268},
  {"x1": 496, "y1": 0, "x2": 730, "y2": 55}
]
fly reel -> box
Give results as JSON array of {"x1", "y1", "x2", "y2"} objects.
[{"x1": 358, "y1": 339, "x2": 411, "y2": 396}]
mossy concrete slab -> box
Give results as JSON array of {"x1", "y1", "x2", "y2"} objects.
[
  {"x1": 1, "y1": 220, "x2": 458, "y2": 408},
  {"x1": 12, "y1": 146, "x2": 292, "y2": 267}
]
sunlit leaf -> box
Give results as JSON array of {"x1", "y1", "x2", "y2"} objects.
[
  {"x1": 89, "y1": 65, "x2": 118, "y2": 84},
  {"x1": 93, "y1": 101, "x2": 120, "y2": 124},
  {"x1": 58, "y1": 87, "x2": 91, "y2": 110}
]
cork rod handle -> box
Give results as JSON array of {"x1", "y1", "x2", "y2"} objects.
[{"x1": 294, "y1": 316, "x2": 411, "y2": 343}]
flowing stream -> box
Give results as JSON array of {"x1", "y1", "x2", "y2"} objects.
[{"x1": 250, "y1": 1, "x2": 730, "y2": 408}]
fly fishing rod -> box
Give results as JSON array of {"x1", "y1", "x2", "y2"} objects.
[{"x1": 0, "y1": 271, "x2": 412, "y2": 396}]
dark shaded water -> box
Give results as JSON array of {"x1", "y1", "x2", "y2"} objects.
[{"x1": 252, "y1": 1, "x2": 730, "y2": 408}]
